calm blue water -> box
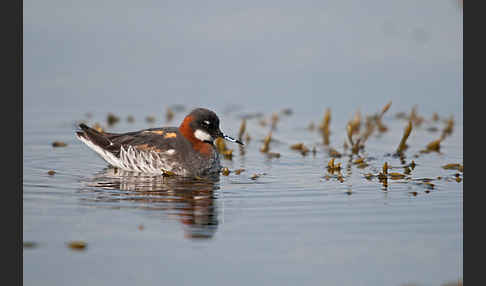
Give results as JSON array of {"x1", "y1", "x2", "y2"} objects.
[{"x1": 24, "y1": 1, "x2": 462, "y2": 285}]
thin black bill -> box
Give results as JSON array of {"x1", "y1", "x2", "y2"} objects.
[{"x1": 223, "y1": 135, "x2": 244, "y2": 145}]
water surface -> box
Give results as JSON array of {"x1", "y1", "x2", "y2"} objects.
[{"x1": 24, "y1": 101, "x2": 462, "y2": 286}]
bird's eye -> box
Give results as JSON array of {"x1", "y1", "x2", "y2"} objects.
[{"x1": 203, "y1": 120, "x2": 210, "y2": 126}]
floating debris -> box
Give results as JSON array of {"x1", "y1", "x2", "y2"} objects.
[
  {"x1": 410, "y1": 105, "x2": 424, "y2": 126},
  {"x1": 290, "y1": 143, "x2": 309, "y2": 156},
  {"x1": 271, "y1": 113, "x2": 279, "y2": 130},
  {"x1": 222, "y1": 149, "x2": 233, "y2": 160},
  {"x1": 67, "y1": 241, "x2": 87, "y2": 251},
  {"x1": 377, "y1": 172, "x2": 387, "y2": 182},
  {"x1": 215, "y1": 137, "x2": 227, "y2": 153},
  {"x1": 415, "y1": 178, "x2": 434, "y2": 182},
  {"x1": 267, "y1": 152, "x2": 281, "y2": 159},
  {"x1": 138, "y1": 224, "x2": 144, "y2": 231},
  {"x1": 412, "y1": 178, "x2": 435, "y2": 190},
  {"x1": 404, "y1": 166, "x2": 411, "y2": 175},
  {"x1": 238, "y1": 119, "x2": 246, "y2": 141},
  {"x1": 52, "y1": 141, "x2": 67, "y2": 147},
  {"x1": 424, "y1": 182, "x2": 435, "y2": 189},
  {"x1": 221, "y1": 167, "x2": 230, "y2": 176},
  {"x1": 126, "y1": 115, "x2": 135, "y2": 123},
  {"x1": 441, "y1": 116, "x2": 454, "y2": 140},
  {"x1": 419, "y1": 116, "x2": 454, "y2": 154},
  {"x1": 346, "y1": 119, "x2": 362, "y2": 155},
  {"x1": 215, "y1": 138, "x2": 233, "y2": 160},
  {"x1": 107, "y1": 113, "x2": 120, "y2": 126},
  {"x1": 379, "y1": 174, "x2": 388, "y2": 189},
  {"x1": 290, "y1": 143, "x2": 305, "y2": 150},
  {"x1": 410, "y1": 160, "x2": 416, "y2": 170},
  {"x1": 353, "y1": 157, "x2": 368, "y2": 169},
  {"x1": 351, "y1": 138, "x2": 361, "y2": 155},
  {"x1": 356, "y1": 162, "x2": 369, "y2": 169},
  {"x1": 260, "y1": 132, "x2": 272, "y2": 153},
  {"x1": 245, "y1": 133, "x2": 252, "y2": 143},
  {"x1": 327, "y1": 158, "x2": 342, "y2": 172},
  {"x1": 234, "y1": 169, "x2": 245, "y2": 175},
  {"x1": 423, "y1": 139, "x2": 442, "y2": 153},
  {"x1": 47, "y1": 170, "x2": 56, "y2": 176},
  {"x1": 300, "y1": 147, "x2": 310, "y2": 156},
  {"x1": 364, "y1": 173, "x2": 374, "y2": 180},
  {"x1": 166, "y1": 108, "x2": 175, "y2": 122},
  {"x1": 146, "y1": 116, "x2": 156, "y2": 123},
  {"x1": 442, "y1": 163, "x2": 463, "y2": 172},
  {"x1": 376, "y1": 101, "x2": 391, "y2": 133},
  {"x1": 361, "y1": 116, "x2": 376, "y2": 143},
  {"x1": 319, "y1": 108, "x2": 331, "y2": 145},
  {"x1": 250, "y1": 173, "x2": 266, "y2": 180},
  {"x1": 388, "y1": 172, "x2": 406, "y2": 180},
  {"x1": 376, "y1": 162, "x2": 389, "y2": 187},
  {"x1": 432, "y1": 112, "x2": 440, "y2": 121},
  {"x1": 349, "y1": 110, "x2": 362, "y2": 135},
  {"x1": 328, "y1": 147, "x2": 342, "y2": 158},
  {"x1": 239, "y1": 144, "x2": 246, "y2": 156},
  {"x1": 337, "y1": 174, "x2": 344, "y2": 183},
  {"x1": 396, "y1": 120, "x2": 413, "y2": 155},
  {"x1": 380, "y1": 101, "x2": 392, "y2": 118},
  {"x1": 382, "y1": 162, "x2": 389, "y2": 175},
  {"x1": 346, "y1": 122, "x2": 354, "y2": 146}
]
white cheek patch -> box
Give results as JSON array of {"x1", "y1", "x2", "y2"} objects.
[{"x1": 194, "y1": 129, "x2": 212, "y2": 142}]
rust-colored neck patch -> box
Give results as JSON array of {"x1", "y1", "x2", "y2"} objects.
[{"x1": 179, "y1": 115, "x2": 212, "y2": 156}]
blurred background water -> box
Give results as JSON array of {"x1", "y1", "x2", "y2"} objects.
[{"x1": 24, "y1": 1, "x2": 462, "y2": 285}]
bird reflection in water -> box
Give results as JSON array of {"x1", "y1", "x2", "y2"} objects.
[{"x1": 81, "y1": 167, "x2": 221, "y2": 240}]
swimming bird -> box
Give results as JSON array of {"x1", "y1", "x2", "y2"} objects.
[{"x1": 75, "y1": 108, "x2": 243, "y2": 177}]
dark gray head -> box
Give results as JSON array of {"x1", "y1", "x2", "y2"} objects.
[
  {"x1": 180, "y1": 108, "x2": 243, "y2": 145},
  {"x1": 188, "y1": 108, "x2": 222, "y2": 142}
]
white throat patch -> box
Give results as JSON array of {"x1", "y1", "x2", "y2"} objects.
[{"x1": 194, "y1": 129, "x2": 212, "y2": 142}]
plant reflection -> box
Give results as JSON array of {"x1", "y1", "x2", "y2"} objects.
[{"x1": 81, "y1": 167, "x2": 221, "y2": 240}]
